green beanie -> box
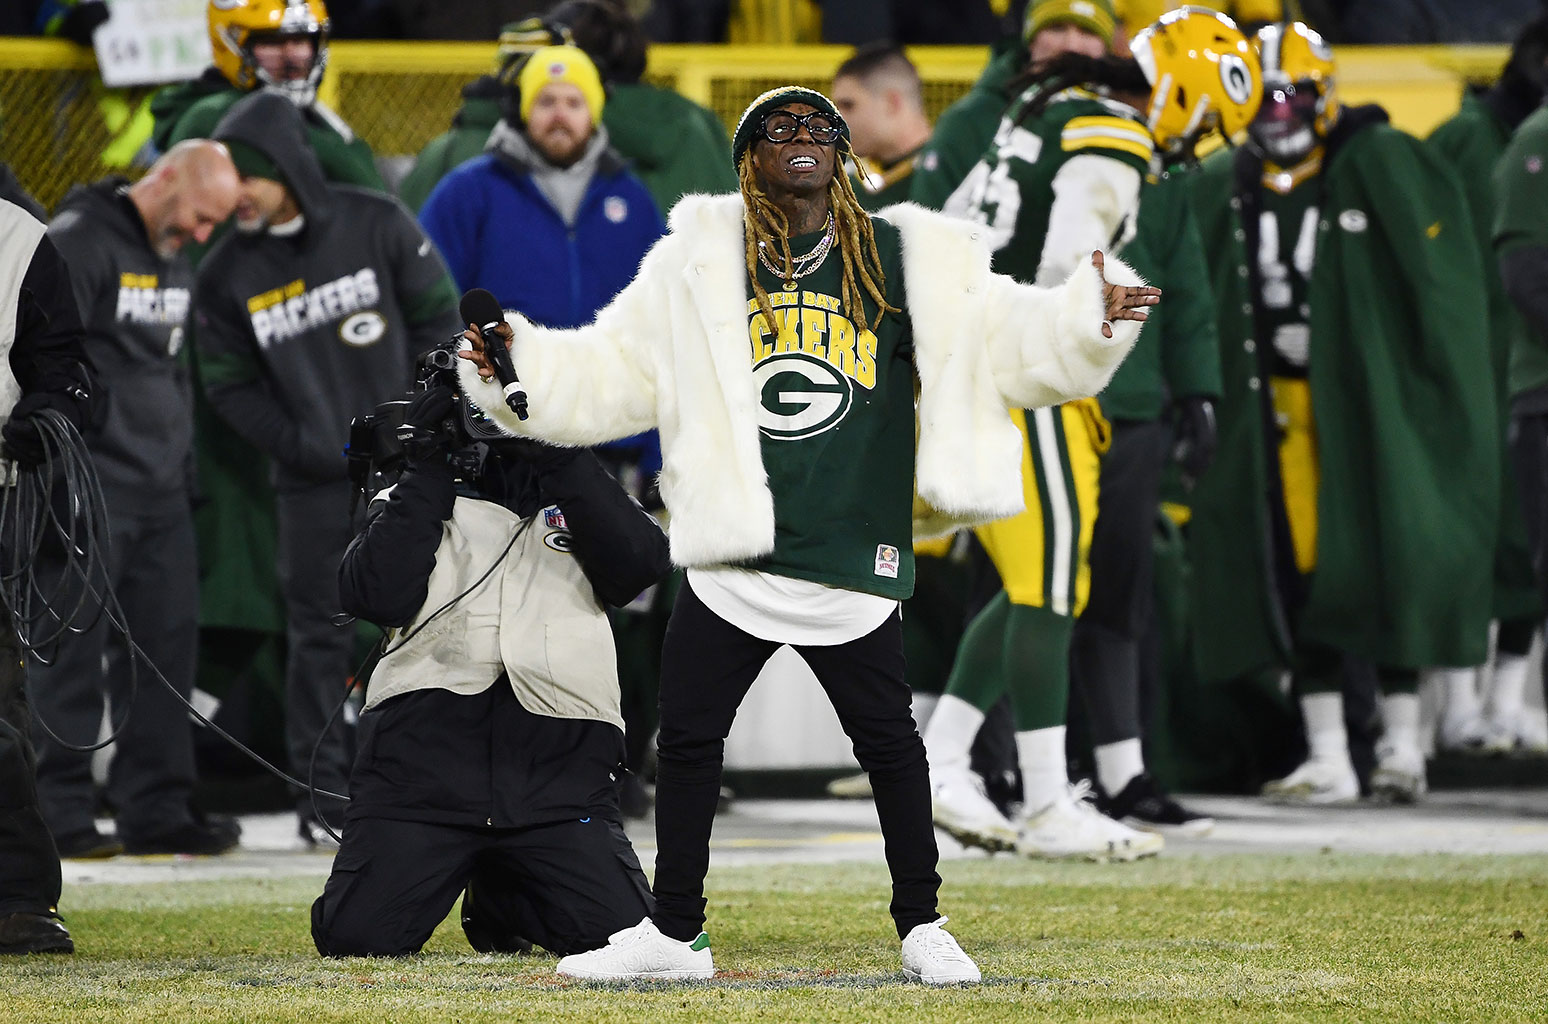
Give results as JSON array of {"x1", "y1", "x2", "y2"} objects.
[
  {"x1": 1023, "y1": 0, "x2": 1117, "y2": 46},
  {"x1": 731, "y1": 85, "x2": 849, "y2": 167},
  {"x1": 221, "y1": 138, "x2": 286, "y2": 187}
]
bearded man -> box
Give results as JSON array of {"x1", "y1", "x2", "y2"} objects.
[{"x1": 456, "y1": 85, "x2": 1157, "y2": 984}]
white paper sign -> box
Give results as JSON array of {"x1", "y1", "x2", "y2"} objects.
[{"x1": 93, "y1": 0, "x2": 213, "y2": 87}]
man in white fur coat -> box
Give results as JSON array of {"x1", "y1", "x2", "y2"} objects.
[{"x1": 456, "y1": 85, "x2": 1157, "y2": 984}]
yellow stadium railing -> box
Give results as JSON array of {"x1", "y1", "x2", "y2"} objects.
[{"x1": 0, "y1": 37, "x2": 1512, "y2": 213}]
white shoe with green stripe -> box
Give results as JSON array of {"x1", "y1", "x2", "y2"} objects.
[{"x1": 556, "y1": 917, "x2": 714, "y2": 980}]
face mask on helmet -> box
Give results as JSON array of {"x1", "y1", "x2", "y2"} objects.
[
  {"x1": 209, "y1": 0, "x2": 329, "y2": 107},
  {"x1": 1248, "y1": 80, "x2": 1320, "y2": 164}
]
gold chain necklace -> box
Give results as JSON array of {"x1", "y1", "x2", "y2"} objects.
[{"x1": 757, "y1": 214, "x2": 835, "y2": 290}]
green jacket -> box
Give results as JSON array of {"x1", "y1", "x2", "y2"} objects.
[
  {"x1": 1102, "y1": 171, "x2": 1222, "y2": 421},
  {"x1": 399, "y1": 78, "x2": 736, "y2": 217},
  {"x1": 1429, "y1": 89, "x2": 1544, "y2": 623},
  {"x1": 1492, "y1": 103, "x2": 1548, "y2": 399},
  {"x1": 152, "y1": 71, "x2": 385, "y2": 191},
  {"x1": 1188, "y1": 108, "x2": 1498, "y2": 679},
  {"x1": 909, "y1": 44, "x2": 1022, "y2": 210}
]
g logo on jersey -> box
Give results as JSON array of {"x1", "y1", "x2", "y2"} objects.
[
  {"x1": 754, "y1": 352, "x2": 853, "y2": 441},
  {"x1": 339, "y1": 311, "x2": 387, "y2": 346}
]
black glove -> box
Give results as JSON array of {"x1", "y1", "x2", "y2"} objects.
[
  {"x1": 2, "y1": 392, "x2": 75, "y2": 468},
  {"x1": 398, "y1": 386, "x2": 458, "y2": 465},
  {"x1": 1171, "y1": 396, "x2": 1217, "y2": 486}
]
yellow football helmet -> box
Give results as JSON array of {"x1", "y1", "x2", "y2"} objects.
[
  {"x1": 208, "y1": 0, "x2": 329, "y2": 105},
  {"x1": 1130, "y1": 6, "x2": 1262, "y2": 159},
  {"x1": 1255, "y1": 22, "x2": 1339, "y2": 136}
]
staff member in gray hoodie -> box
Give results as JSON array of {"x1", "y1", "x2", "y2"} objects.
[
  {"x1": 195, "y1": 92, "x2": 462, "y2": 846},
  {"x1": 31, "y1": 140, "x2": 243, "y2": 860}
]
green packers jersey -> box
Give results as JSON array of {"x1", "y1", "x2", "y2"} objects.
[
  {"x1": 744, "y1": 218, "x2": 916, "y2": 599},
  {"x1": 944, "y1": 87, "x2": 1152, "y2": 284},
  {"x1": 849, "y1": 150, "x2": 920, "y2": 212},
  {"x1": 1257, "y1": 177, "x2": 1320, "y2": 377}
]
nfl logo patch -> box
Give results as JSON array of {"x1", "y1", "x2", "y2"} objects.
[
  {"x1": 544, "y1": 505, "x2": 567, "y2": 529},
  {"x1": 547, "y1": 62, "x2": 566, "y2": 78},
  {"x1": 604, "y1": 196, "x2": 628, "y2": 223}
]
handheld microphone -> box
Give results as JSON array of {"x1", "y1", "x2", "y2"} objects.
[{"x1": 458, "y1": 288, "x2": 529, "y2": 420}]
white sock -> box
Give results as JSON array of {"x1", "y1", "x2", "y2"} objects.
[
  {"x1": 911, "y1": 692, "x2": 940, "y2": 735},
  {"x1": 1383, "y1": 691, "x2": 1422, "y2": 756},
  {"x1": 1486, "y1": 654, "x2": 1529, "y2": 721},
  {"x1": 1016, "y1": 726, "x2": 1068, "y2": 814},
  {"x1": 1301, "y1": 692, "x2": 1350, "y2": 762},
  {"x1": 922, "y1": 695, "x2": 984, "y2": 775},
  {"x1": 1431, "y1": 666, "x2": 1482, "y2": 724},
  {"x1": 1094, "y1": 737, "x2": 1145, "y2": 797}
]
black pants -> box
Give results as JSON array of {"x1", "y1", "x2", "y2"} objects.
[
  {"x1": 1071, "y1": 419, "x2": 1171, "y2": 747},
  {"x1": 276, "y1": 481, "x2": 357, "y2": 815},
  {"x1": 1511, "y1": 411, "x2": 1548, "y2": 704},
  {"x1": 30, "y1": 500, "x2": 198, "y2": 841},
  {"x1": 652, "y1": 581, "x2": 939, "y2": 942},
  {"x1": 0, "y1": 614, "x2": 60, "y2": 917},
  {"x1": 311, "y1": 814, "x2": 652, "y2": 957}
]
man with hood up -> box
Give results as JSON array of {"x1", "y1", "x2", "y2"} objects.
[{"x1": 194, "y1": 92, "x2": 462, "y2": 845}]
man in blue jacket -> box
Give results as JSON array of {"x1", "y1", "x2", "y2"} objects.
[{"x1": 419, "y1": 44, "x2": 664, "y2": 333}]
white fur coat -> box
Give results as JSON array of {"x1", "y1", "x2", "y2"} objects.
[{"x1": 458, "y1": 193, "x2": 1142, "y2": 568}]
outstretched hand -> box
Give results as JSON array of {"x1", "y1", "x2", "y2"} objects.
[{"x1": 1093, "y1": 250, "x2": 1161, "y2": 339}]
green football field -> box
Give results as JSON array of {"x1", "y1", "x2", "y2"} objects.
[{"x1": 6, "y1": 853, "x2": 1544, "y2": 1023}]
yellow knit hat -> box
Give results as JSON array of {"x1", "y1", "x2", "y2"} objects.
[
  {"x1": 1023, "y1": 0, "x2": 1117, "y2": 46},
  {"x1": 517, "y1": 45, "x2": 605, "y2": 125}
]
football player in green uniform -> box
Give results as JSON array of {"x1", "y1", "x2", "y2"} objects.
[
  {"x1": 1188, "y1": 22, "x2": 1498, "y2": 804},
  {"x1": 921, "y1": 7, "x2": 1252, "y2": 858},
  {"x1": 454, "y1": 84, "x2": 1158, "y2": 982},
  {"x1": 1426, "y1": 17, "x2": 1548, "y2": 756}
]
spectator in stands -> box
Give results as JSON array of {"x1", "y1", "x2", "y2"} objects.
[
  {"x1": 401, "y1": 1, "x2": 735, "y2": 219},
  {"x1": 194, "y1": 92, "x2": 462, "y2": 846},
  {"x1": 1, "y1": 180, "x2": 99, "y2": 955},
  {"x1": 1188, "y1": 22, "x2": 1498, "y2": 804},
  {"x1": 1426, "y1": 15, "x2": 1548, "y2": 757},
  {"x1": 151, "y1": 0, "x2": 382, "y2": 191},
  {"x1": 30, "y1": 141, "x2": 243, "y2": 860},
  {"x1": 832, "y1": 43, "x2": 934, "y2": 211}
]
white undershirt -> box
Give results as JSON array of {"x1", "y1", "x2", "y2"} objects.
[{"x1": 688, "y1": 566, "x2": 899, "y2": 647}]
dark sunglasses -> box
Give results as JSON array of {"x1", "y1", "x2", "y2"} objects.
[{"x1": 760, "y1": 110, "x2": 845, "y2": 145}]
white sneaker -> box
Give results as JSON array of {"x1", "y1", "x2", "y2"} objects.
[
  {"x1": 1370, "y1": 743, "x2": 1427, "y2": 803},
  {"x1": 1489, "y1": 710, "x2": 1548, "y2": 755},
  {"x1": 1437, "y1": 714, "x2": 1514, "y2": 756},
  {"x1": 900, "y1": 916, "x2": 981, "y2": 985},
  {"x1": 1015, "y1": 782, "x2": 1164, "y2": 862},
  {"x1": 826, "y1": 772, "x2": 873, "y2": 798},
  {"x1": 931, "y1": 765, "x2": 1018, "y2": 853},
  {"x1": 555, "y1": 917, "x2": 714, "y2": 981},
  {"x1": 1261, "y1": 756, "x2": 1360, "y2": 804}
]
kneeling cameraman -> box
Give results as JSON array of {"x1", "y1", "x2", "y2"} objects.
[{"x1": 311, "y1": 380, "x2": 671, "y2": 958}]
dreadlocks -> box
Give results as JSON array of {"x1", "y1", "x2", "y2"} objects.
[
  {"x1": 738, "y1": 151, "x2": 898, "y2": 336},
  {"x1": 1007, "y1": 52, "x2": 1152, "y2": 127}
]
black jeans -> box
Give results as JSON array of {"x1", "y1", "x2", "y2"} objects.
[
  {"x1": 0, "y1": 614, "x2": 60, "y2": 917},
  {"x1": 651, "y1": 581, "x2": 940, "y2": 942}
]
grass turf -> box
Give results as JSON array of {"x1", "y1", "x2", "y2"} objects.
[{"x1": 3, "y1": 854, "x2": 1544, "y2": 1023}]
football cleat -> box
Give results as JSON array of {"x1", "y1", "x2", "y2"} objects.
[
  {"x1": 1261, "y1": 756, "x2": 1359, "y2": 805},
  {"x1": 1016, "y1": 782, "x2": 1164, "y2": 862},
  {"x1": 930, "y1": 765, "x2": 1018, "y2": 853}
]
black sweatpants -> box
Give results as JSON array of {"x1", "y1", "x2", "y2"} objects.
[
  {"x1": 651, "y1": 581, "x2": 940, "y2": 942},
  {"x1": 0, "y1": 615, "x2": 60, "y2": 917},
  {"x1": 1071, "y1": 418, "x2": 1170, "y2": 746},
  {"x1": 311, "y1": 814, "x2": 653, "y2": 957},
  {"x1": 30, "y1": 499, "x2": 199, "y2": 842},
  {"x1": 276, "y1": 480, "x2": 357, "y2": 815}
]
